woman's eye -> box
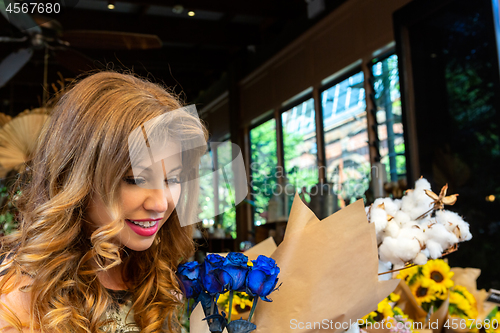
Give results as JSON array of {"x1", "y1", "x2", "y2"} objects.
[
  {"x1": 123, "y1": 177, "x2": 146, "y2": 185},
  {"x1": 166, "y1": 176, "x2": 181, "y2": 185}
]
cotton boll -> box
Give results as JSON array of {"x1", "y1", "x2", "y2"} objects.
[
  {"x1": 398, "y1": 224, "x2": 427, "y2": 245},
  {"x1": 373, "y1": 198, "x2": 400, "y2": 216},
  {"x1": 421, "y1": 248, "x2": 430, "y2": 257},
  {"x1": 435, "y1": 210, "x2": 463, "y2": 230},
  {"x1": 370, "y1": 207, "x2": 389, "y2": 234},
  {"x1": 379, "y1": 236, "x2": 421, "y2": 265},
  {"x1": 414, "y1": 178, "x2": 432, "y2": 192},
  {"x1": 407, "y1": 196, "x2": 434, "y2": 220},
  {"x1": 456, "y1": 220, "x2": 472, "y2": 241},
  {"x1": 402, "y1": 178, "x2": 434, "y2": 219},
  {"x1": 413, "y1": 252, "x2": 428, "y2": 265},
  {"x1": 401, "y1": 193, "x2": 416, "y2": 213},
  {"x1": 425, "y1": 240, "x2": 444, "y2": 259},
  {"x1": 379, "y1": 237, "x2": 404, "y2": 266},
  {"x1": 426, "y1": 223, "x2": 458, "y2": 250},
  {"x1": 394, "y1": 211, "x2": 411, "y2": 227},
  {"x1": 435, "y1": 210, "x2": 472, "y2": 241},
  {"x1": 385, "y1": 221, "x2": 401, "y2": 238}
]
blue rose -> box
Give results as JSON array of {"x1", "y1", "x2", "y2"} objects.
[
  {"x1": 246, "y1": 255, "x2": 280, "y2": 302},
  {"x1": 176, "y1": 261, "x2": 202, "y2": 299},
  {"x1": 218, "y1": 252, "x2": 249, "y2": 292},
  {"x1": 200, "y1": 253, "x2": 226, "y2": 295}
]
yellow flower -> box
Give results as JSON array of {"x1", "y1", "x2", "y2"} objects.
[
  {"x1": 393, "y1": 306, "x2": 409, "y2": 320},
  {"x1": 388, "y1": 293, "x2": 400, "y2": 303},
  {"x1": 378, "y1": 298, "x2": 394, "y2": 319},
  {"x1": 359, "y1": 311, "x2": 378, "y2": 325},
  {"x1": 450, "y1": 292, "x2": 471, "y2": 313},
  {"x1": 486, "y1": 310, "x2": 500, "y2": 333},
  {"x1": 453, "y1": 285, "x2": 476, "y2": 307},
  {"x1": 422, "y1": 260, "x2": 454, "y2": 294},
  {"x1": 410, "y1": 277, "x2": 438, "y2": 305},
  {"x1": 217, "y1": 291, "x2": 230, "y2": 305},
  {"x1": 397, "y1": 265, "x2": 420, "y2": 284}
]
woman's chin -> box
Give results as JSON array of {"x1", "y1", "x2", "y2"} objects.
[{"x1": 124, "y1": 241, "x2": 155, "y2": 252}]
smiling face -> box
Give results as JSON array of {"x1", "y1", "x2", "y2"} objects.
[{"x1": 87, "y1": 142, "x2": 183, "y2": 252}]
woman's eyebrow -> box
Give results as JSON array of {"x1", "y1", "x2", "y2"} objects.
[
  {"x1": 167, "y1": 165, "x2": 183, "y2": 174},
  {"x1": 133, "y1": 163, "x2": 182, "y2": 173}
]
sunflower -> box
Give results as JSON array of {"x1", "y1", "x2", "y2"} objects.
[
  {"x1": 388, "y1": 293, "x2": 400, "y2": 303},
  {"x1": 449, "y1": 291, "x2": 471, "y2": 315},
  {"x1": 422, "y1": 260, "x2": 454, "y2": 295},
  {"x1": 410, "y1": 277, "x2": 438, "y2": 306},
  {"x1": 378, "y1": 298, "x2": 394, "y2": 319},
  {"x1": 485, "y1": 310, "x2": 500, "y2": 333},
  {"x1": 452, "y1": 286, "x2": 478, "y2": 319},
  {"x1": 359, "y1": 311, "x2": 378, "y2": 326},
  {"x1": 453, "y1": 286, "x2": 476, "y2": 306},
  {"x1": 396, "y1": 265, "x2": 420, "y2": 284}
]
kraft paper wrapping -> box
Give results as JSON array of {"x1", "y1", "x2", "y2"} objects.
[
  {"x1": 394, "y1": 280, "x2": 450, "y2": 333},
  {"x1": 394, "y1": 281, "x2": 428, "y2": 324},
  {"x1": 190, "y1": 194, "x2": 399, "y2": 333},
  {"x1": 252, "y1": 194, "x2": 399, "y2": 333}
]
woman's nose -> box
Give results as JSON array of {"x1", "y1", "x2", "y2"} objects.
[{"x1": 143, "y1": 188, "x2": 171, "y2": 213}]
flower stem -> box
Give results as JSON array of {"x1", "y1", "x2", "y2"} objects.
[
  {"x1": 248, "y1": 297, "x2": 259, "y2": 322},
  {"x1": 185, "y1": 299, "x2": 190, "y2": 318},
  {"x1": 228, "y1": 290, "x2": 234, "y2": 323},
  {"x1": 210, "y1": 297, "x2": 215, "y2": 316},
  {"x1": 416, "y1": 207, "x2": 434, "y2": 220}
]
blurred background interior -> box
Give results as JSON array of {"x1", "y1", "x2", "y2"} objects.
[{"x1": 0, "y1": 0, "x2": 499, "y2": 290}]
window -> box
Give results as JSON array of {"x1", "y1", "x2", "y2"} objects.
[
  {"x1": 198, "y1": 149, "x2": 215, "y2": 227},
  {"x1": 249, "y1": 118, "x2": 278, "y2": 225},
  {"x1": 321, "y1": 71, "x2": 370, "y2": 205},
  {"x1": 215, "y1": 140, "x2": 237, "y2": 238},
  {"x1": 372, "y1": 54, "x2": 406, "y2": 181},
  {"x1": 282, "y1": 97, "x2": 318, "y2": 202}
]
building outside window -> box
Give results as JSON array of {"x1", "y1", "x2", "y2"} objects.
[
  {"x1": 321, "y1": 71, "x2": 370, "y2": 205},
  {"x1": 282, "y1": 97, "x2": 318, "y2": 202},
  {"x1": 372, "y1": 54, "x2": 406, "y2": 182},
  {"x1": 249, "y1": 118, "x2": 278, "y2": 225},
  {"x1": 215, "y1": 140, "x2": 237, "y2": 238}
]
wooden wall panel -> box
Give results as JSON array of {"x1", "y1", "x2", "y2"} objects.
[{"x1": 239, "y1": 0, "x2": 412, "y2": 126}]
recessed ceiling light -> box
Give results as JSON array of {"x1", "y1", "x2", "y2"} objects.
[
  {"x1": 172, "y1": 4, "x2": 184, "y2": 14},
  {"x1": 108, "y1": 3, "x2": 115, "y2": 9},
  {"x1": 188, "y1": 11, "x2": 195, "y2": 17}
]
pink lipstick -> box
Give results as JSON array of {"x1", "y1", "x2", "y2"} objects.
[{"x1": 125, "y1": 219, "x2": 160, "y2": 237}]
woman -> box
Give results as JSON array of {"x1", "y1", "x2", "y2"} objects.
[{"x1": 0, "y1": 71, "x2": 208, "y2": 332}]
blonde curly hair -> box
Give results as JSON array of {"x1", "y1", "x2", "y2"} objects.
[{"x1": 0, "y1": 71, "x2": 208, "y2": 332}]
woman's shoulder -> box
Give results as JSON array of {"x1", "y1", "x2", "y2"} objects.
[{"x1": 0, "y1": 254, "x2": 37, "y2": 332}]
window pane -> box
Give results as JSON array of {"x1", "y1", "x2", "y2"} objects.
[
  {"x1": 321, "y1": 71, "x2": 370, "y2": 205},
  {"x1": 198, "y1": 149, "x2": 215, "y2": 227},
  {"x1": 372, "y1": 54, "x2": 406, "y2": 181},
  {"x1": 216, "y1": 140, "x2": 236, "y2": 238},
  {"x1": 282, "y1": 97, "x2": 318, "y2": 202},
  {"x1": 250, "y1": 119, "x2": 277, "y2": 225}
]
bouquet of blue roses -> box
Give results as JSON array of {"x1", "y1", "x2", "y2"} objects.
[{"x1": 177, "y1": 252, "x2": 280, "y2": 333}]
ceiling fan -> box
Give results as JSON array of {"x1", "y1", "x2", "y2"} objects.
[{"x1": 0, "y1": 0, "x2": 163, "y2": 88}]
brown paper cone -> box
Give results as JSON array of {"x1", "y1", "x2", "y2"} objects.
[
  {"x1": 190, "y1": 303, "x2": 212, "y2": 333},
  {"x1": 429, "y1": 296, "x2": 450, "y2": 333},
  {"x1": 253, "y1": 194, "x2": 399, "y2": 333},
  {"x1": 244, "y1": 237, "x2": 277, "y2": 261}
]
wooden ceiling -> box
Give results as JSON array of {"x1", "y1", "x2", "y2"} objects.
[{"x1": 0, "y1": 0, "x2": 346, "y2": 116}]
